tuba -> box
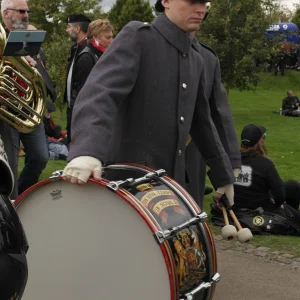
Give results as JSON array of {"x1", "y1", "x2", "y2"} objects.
[{"x1": 0, "y1": 24, "x2": 47, "y2": 133}]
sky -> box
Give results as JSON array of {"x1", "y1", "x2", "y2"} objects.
[
  {"x1": 101, "y1": 0, "x2": 299, "y2": 12},
  {"x1": 101, "y1": 0, "x2": 155, "y2": 12}
]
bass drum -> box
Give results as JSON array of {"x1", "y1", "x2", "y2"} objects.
[{"x1": 15, "y1": 164, "x2": 219, "y2": 300}]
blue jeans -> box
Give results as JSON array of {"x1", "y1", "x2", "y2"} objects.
[
  {"x1": 48, "y1": 141, "x2": 68, "y2": 160},
  {"x1": 18, "y1": 123, "x2": 49, "y2": 195}
]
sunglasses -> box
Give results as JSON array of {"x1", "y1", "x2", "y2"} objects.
[{"x1": 6, "y1": 8, "x2": 31, "y2": 14}]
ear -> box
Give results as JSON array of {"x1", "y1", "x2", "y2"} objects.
[
  {"x1": 161, "y1": 0, "x2": 171, "y2": 10},
  {"x1": 75, "y1": 25, "x2": 81, "y2": 33},
  {"x1": 3, "y1": 10, "x2": 9, "y2": 20}
]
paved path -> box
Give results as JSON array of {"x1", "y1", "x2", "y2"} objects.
[{"x1": 213, "y1": 243, "x2": 300, "y2": 300}]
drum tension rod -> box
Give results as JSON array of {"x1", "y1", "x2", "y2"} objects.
[
  {"x1": 107, "y1": 169, "x2": 167, "y2": 191},
  {"x1": 154, "y1": 212, "x2": 208, "y2": 244},
  {"x1": 49, "y1": 170, "x2": 64, "y2": 181},
  {"x1": 179, "y1": 273, "x2": 221, "y2": 300}
]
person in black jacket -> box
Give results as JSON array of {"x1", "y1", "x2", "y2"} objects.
[
  {"x1": 65, "y1": 13, "x2": 91, "y2": 144},
  {"x1": 233, "y1": 124, "x2": 300, "y2": 224},
  {"x1": 67, "y1": 19, "x2": 114, "y2": 143},
  {"x1": 281, "y1": 90, "x2": 300, "y2": 117}
]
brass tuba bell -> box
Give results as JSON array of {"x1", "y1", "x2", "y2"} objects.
[{"x1": 0, "y1": 24, "x2": 47, "y2": 133}]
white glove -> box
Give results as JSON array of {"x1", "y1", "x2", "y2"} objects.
[
  {"x1": 63, "y1": 156, "x2": 102, "y2": 183},
  {"x1": 233, "y1": 168, "x2": 240, "y2": 178},
  {"x1": 216, "y1": 184, "x2": 234, "y2": 206}
]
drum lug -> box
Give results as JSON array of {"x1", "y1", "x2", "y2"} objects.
[
  {"x1": 179, "y1": 273, "x2": 221, "y2": 300},
  {"x1": 106, "y1": 178, "x2": 135, "y2": 191},
  {"x1": 49, "y1": 170, "x2": 64, "y2": 180},
  {"x1": 154, "y1": 212, "x2": 208, "y2": 244},
  {"x1": 107, "y1": 169, "x2": 167, "y2": 191}
]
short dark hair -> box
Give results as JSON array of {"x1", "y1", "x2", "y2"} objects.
[{"x1": 73, "y1": 22, "x2": 90, "y2": 34}]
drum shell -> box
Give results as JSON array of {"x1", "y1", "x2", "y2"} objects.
[{"x1": 15, "y1": 164, "x2": 217, "y2": 300}]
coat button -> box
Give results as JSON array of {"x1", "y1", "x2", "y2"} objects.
[
  {"x1": 182, "y1": 53, "x2": 187, "y2": 57},
  {"x1": 182, "y1": 83, "x2": 187, "y2": 90},
  {"x1": 180, "y1": 117, "x2": 184, "y2": 123},
  {"x1": 178, "y1": 150, "x2": 182, "y2": 156}
]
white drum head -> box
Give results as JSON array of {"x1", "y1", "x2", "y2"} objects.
[{"x1": 17, "y1": 180, "x2": 170, "y2": 300}]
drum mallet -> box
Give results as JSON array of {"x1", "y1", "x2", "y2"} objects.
[
  {"x1": 220, "y1": 195, "x2": 253, "y2": 244},
  {"x1": 220, "y1": 205, "x2": 238, "y2": 240}
]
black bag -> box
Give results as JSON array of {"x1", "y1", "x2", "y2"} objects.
[{"x1": 211, "y1": 203, "x2": 300, "y2": 236}]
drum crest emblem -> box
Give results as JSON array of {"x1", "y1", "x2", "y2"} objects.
[{"x1": 172, "y1": 228, "x2": 207, "y2": 291}]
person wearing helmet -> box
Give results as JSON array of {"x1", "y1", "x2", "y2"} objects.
[{"x1": 0, "y1": 137, "x2": 28, "y2": 299}]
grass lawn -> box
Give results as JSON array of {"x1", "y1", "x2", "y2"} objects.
[{"x1": 18, "y1": 70, "x2": 300, "y2": 256}]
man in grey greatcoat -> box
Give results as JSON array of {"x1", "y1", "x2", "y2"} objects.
[
  {"x1": 184, "y1": 9, "x2": 241, "y2": 209},
  {"x1": 63, "y1": 0, "x2": 236, "y2": 205}
]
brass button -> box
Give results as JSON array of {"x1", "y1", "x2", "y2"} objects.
[
  {"x1": 180, "y1": 117, "x2": 184, "y2": 123},
  {"x1": 182, "y1": 53, "x2": 187, "y2": 58},
  {"x1": 178, "y1": 150, "x2": 182, "y2": 156},
  {"x1": 182, "y1": 83, "x2": 187, "y2": 90}
]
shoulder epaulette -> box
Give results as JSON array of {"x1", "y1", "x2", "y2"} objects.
[{"x1": 127, "y1": 21, "x2": 151, "y2": 31}]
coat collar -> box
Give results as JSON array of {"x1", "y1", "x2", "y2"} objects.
[{"x1": 152, "y1": 14, "x2": 192, "y2": 54}]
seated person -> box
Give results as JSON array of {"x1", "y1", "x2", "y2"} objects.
[
  {"x1": 233, "y1": 124, "x2": 300, "y2": 226},
  {"x1": 44, "y1": 100, "x2": 68, "y2": 160},
  {"x1": 281, "y1": 90, "x2": 300, "y2": 116},
  {"x1": 284, "y1": 180, "x2": 300, "y2": 210}
]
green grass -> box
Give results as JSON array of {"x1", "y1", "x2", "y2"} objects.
[
  {"x1": 203, "y1": 69, "x2": 300, "y2": 256},
  {"x1": 19, "y1": 70, "x2": 300, "y2": 256}
]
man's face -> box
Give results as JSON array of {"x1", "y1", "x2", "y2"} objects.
[
  {"x1": 3, "y1": 0, "x2": 29, "y2": 30},
  {"x1": 66, "y1": 24, "x2": 78, "y2": 43},
  {"x1": 163, "y1": 0, "x2": 207, "y2": 32},
  {"x1": 288, "y1": 91, "x2": 294, "y2": 97},
  {"x1": 44, "y1": 109, "x2": 52, "y2": 118}
]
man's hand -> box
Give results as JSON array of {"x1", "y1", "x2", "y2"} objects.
[
  {"x1": 63, "y1": 156, "x2": 102, "y2": 184},
  {"x1": 24, "y1": 56, "x2": 36, "y2": 67},
  {"x1": 215, "y1": 184, "x2": 234, "y2": 206}
]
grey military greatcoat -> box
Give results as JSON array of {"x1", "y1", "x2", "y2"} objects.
[
  {"x1": 185, "y1": 40, "x2": 241, "y2": 207},
  {"x1": 68, "y1": 14, "x2": 235, "y2": 189}
]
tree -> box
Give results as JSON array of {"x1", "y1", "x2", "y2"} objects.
[
  {"x1": 108, "y1": 0, "x2": 154, "y2": 34},
  {"x1": 291, "y1": 7, "x2": 300, "y2": 29},
  {"x1": 197, "y1": 0, "x2": 280, "y2": 94},
  {"x1": 28, "y1": 0, "x2": 105, "y2": 42}
]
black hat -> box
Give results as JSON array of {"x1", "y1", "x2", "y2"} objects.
[
  {"x1": 46, "y1": 99, "x2": 56, "y2": 112},
  {"x1": 67, "y1": 14, "x2": 91, "y2": 24},
  {"x1": 241, "y1": 124, "x2": 266, "y2": 147},
  {"x1": 155, "y1": 0, "x2": 212, "y2": 12}
]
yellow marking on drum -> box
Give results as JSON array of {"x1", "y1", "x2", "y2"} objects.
[
  {"x1": 153, "y1": 199, "x2": 180, "y2": 216},
  {"x1": 141, "y1": 190, "x2": 174, "y2": 206},
  {"x1": 136, "y1": 183, "x2": 154, "y2": 192},
  {"x1": 119, "y1": 189, "x2": 161, "y2": 229}
]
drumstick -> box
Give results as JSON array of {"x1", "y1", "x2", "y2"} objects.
[
  {"x1": 228, "y1": 209, "x2": 243, "y2": 231},
  {"x1": 221, "y1": 206, "x2": 230, "y2": 226}
]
